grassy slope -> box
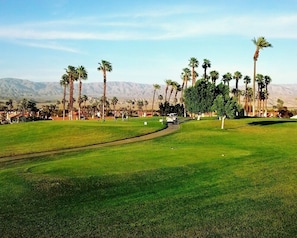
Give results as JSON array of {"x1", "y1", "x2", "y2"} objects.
[
  {"x1": 1, "y1": 118, "x2": 297, "y2": 237},
  {"x1": 0, "y1": 117, "x2": 165, "y2": 157}
]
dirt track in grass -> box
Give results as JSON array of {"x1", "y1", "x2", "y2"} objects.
[{"x1": 0, "y1": 123, "x2": 181, "y2": 165}]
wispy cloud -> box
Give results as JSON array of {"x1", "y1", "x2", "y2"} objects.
[
  {"x1": 0, "y1": 6, "x2": 297, "y2": 42},
  {"x1": 14, "y1": 40, "x2": 82, "y2": 53}
]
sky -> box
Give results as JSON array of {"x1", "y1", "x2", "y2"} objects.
[{"x1": 0, "y1": 0, "x2": 297, "y2": 86}]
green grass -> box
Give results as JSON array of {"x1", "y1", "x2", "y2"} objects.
[
  {"x1": 0, "y1": 117, "x2": 165, "y2": 157},
  {"x1": 1, "y1": 118, "x2": 297, "y2": 237}
]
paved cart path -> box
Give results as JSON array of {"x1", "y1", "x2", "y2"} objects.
[{"x1": 0, "y1": 123, "x2": 180, "y2": 165}]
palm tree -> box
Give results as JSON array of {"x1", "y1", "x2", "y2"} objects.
[
  {"x1": 264, "y1": 75, "x2": 272, "y2": 116},
  {"x1": 233, "y1": 71, "x2": 242, "y2": 103},
  {"x1": 164, "y1": 79, "x2": 172, "y2": 102},
  {"x1": 137, "y1": 100, "x2": 144, "y2": 116},
  {"x1": 168, "y1": 81, "x2": 178, "y2": 103},
  {"x1": 81, "y1": 94, "x2": 88, "y2": 116},
  {"x1": 77, "y1": 65, "x2": 88, "y2": 120},
  {"x1": 256, "y1": 73, "x2": 265, "y2": 116},
  {"x1": 144, "y1": 100, "x2": 149, "y2": 114},
  {"x1": 18, "y1": 98, "x2": 28, "y2": 116},
  {"x1": 209, "y1": 70, "x2": 219, "y2": 85},
  {"x1": 252, "y1": 36, "x2": 272, "y2": 116},
  {"x1": 65, "y1": 65, "x2": 78, "y2": 120},
  {"x1": 202, "y1": 59, "x2": 211, "y2": 79},
  {"x1": 188, "y1": 57, "x2": 199, "y2": 86},
  {"x1": 98, "y1": 60, "x2": 112, "y2": 121},
  {"x1": 5, "y1": 99, "x2": 13, "y2": 112},
  {"x1": 60, "y1": 74, "x2": 69, "y2": 120},
  {"x1": 111, "y1": 96, "x2": 118, "y2": 119},
  {"x1": 151, "y1": 84, "x2": 160, "y2": 116},
  {"x1": 174, "y1": 84, "x2": 182, "y2": 104},
  {"x1": 181, "y1": 68, "x2": 191, "y2": 90},
  {"x1": 181, "y1": 68, "x2": 191, "y2": 117},
  {"x1": 222, "y1": 72, "x2": 232, "y2": 87},
  {"x1": 243, "y1": 75, "x2": 251, "y2": 115},
  {"x1": 158, "y1": 94, "x2": 163, "y2": 105}
]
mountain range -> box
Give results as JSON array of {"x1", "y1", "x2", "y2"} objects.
[{"x1": 0, "y1": 78, "x2": 296, "y2": 107}]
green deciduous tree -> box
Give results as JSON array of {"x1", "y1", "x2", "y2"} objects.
[
  {"x1": 212, "y1": 95, "x2": 239, "y2": 129},
  {"x1": 184, "y1": 79, "x2": 229, "y2": 115}
]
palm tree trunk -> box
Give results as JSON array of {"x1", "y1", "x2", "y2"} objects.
[
  {"x1": 69, "y1": 78, "x2": 74, "y2": 120},
  {"x1": 151, "y1": 90, "x2": 156, "y2": 116},
  {"x1": 63, "y1": 85, "x2": 66, "y2": 120},
  {"x1": 252, "y1": 60, "x2": 256, "y2": 116},
  {"x1": 192, "y1": 67, "x2": 195, "y2": 86},
  {"x1": 103, "y1": 72, "x2": 106, "y2": 121},
  {"x1": 78, "y1": 80, "x2": 82, "y2": 120}
]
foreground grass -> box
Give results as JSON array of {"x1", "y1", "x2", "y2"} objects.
[
  {"x1": 1, "y1": 118, "x2": 297, "y2": 237},
  {"x1": 0, "y1": 117, "x2": 165, "y2": 157}
]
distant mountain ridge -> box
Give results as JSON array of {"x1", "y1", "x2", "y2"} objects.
[
  {"x1": 0, "y1": 78, "x2": 162, "y2": 102},
  {"x1": 0, "y1": 78, "x2": 296, "y2": 107}
]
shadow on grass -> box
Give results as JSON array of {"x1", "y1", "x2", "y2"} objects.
[{"x1": 248, "y1": 120, "x2": 296, "y2": 126}]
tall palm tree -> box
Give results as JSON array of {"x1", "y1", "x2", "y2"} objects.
[
  {"x1": 188, "y1": 57, "x2": 199, "y2": 86},
  {"x1": 65, "y1": 65, "x2": 78, "y2": 120},
  {"x1": 181, "y1": 68, "x2": 191, "y2": 89},
  {"x1": 222, "y1": 72, "x2": 232, "y2": 87},
  {"x1": 151, "y1": 84, "x2": 160, "y2": 115},
  {"x1": 264, "y1": 75, "x2": 272, "y2": 116},
  {"x1": 168, "y1": 81, "x2": 177, "y2": 103},
  {"x1": 174, "y1": 84, "x2": 182, "y2": 104},
  {"x1": 252, "y1": 36, "x2": 272, "y2": 116},
  {"x1": 209, "y1": 70, "x2": 219, "y2": 85},
  {"x1": 77, "y1": 65, "x2": 88, "y2": 120},
  {"x1": 243, "y1": 75, "x2": 251, "y2": 115},
  {"x1": 256, "y1": 73, "x2": 265, "y2": 116},
  {"x1": 60, "y1": 74, "x2": 69, "y2": 120},
  {"x1": 233, "y1": 71, "x2": 242, "y2": 103},
  {"x1": 181, "y1": 68, "x2": 191, "y2": 118},
  {"x1": 164, "y1": 79, "x2": 172, "y2": 102},
  {"x1": 97, "y1": 60, "x2": 112, "y2": 121},
  {"x1": 202, "y1": 59, "x2": 211, "y2": 79}
]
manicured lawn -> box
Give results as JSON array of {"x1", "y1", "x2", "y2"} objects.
[
  {"x1": 1, "y1": 118, "x2": 297, "y2": 237},
  {"x1": 0, "y1": 117, "x2": 165, "y2": 157}
]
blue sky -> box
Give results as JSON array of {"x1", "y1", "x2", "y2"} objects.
[{"x1": 0, "y1": 0, "x2": 296, "y2": 85}]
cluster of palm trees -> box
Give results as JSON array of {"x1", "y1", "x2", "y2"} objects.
[
  {"x1": 60, "y1": 65, "x2": 88, "y2": 120},
  {"x1": 252, "y1": 37, "x2": 273, "y2": 115},
  {"x1": 59, "y1": 37, "x2": 272, "y2": 119},
  {"x1": 150, "y1": 36, "x2": 272, "y2": 117},
  {"x1": 60, "y1": 60, "x2": 113, "y2": 120}
]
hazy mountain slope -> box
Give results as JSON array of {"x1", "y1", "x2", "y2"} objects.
[
  {"x1": 0, "y1": 78, "x2": 164, "y2": 101},
  {"x1": 0, "y1": 78, "x2": 296, "y2": 107}
]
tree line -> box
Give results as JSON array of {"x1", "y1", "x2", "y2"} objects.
[{"x1": 5, "y1": 36, "x2": 295, "y2": 125}]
